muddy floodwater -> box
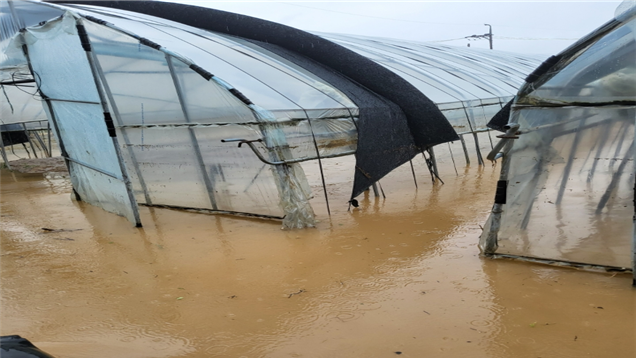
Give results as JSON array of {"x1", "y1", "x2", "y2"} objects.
[{"x1": 1, "y1": 154, "x2": 635, "y2": 358}]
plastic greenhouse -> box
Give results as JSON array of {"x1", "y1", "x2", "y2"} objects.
[
  {"x1": 1, "y1": 0, "x2": 541, "y2": 229},
  {"x1": 481, "y1": 1, "x2": 636, "y2": 285}
]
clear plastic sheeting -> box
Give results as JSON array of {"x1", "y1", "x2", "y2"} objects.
[
  {"x1": 71, "y1": 3, "x2": 536, "y2": 142},
  {"x1": 0, "y1": 0, "x2": 63, "y2": 41},
  {"x1": 483, "y1": 107, "x2": 634, "y2": 268},
  {"x1": 318, "y1": 33, "x2": 542, "y2": 133},
  {"x1": 438, "y1": 98, "x2": 505, "y2": 133},
  {"x1": 519, "y1": 18, "x2": 636, "y2": 106},
  {"x1": 264, "y1": 109, "x2": 358, "y2": 161},
  {"x1": 170, "y1": 57, "x2": 258, "y2": 124},
  {"x1": 250, "y1": 105, "x2": 315, "y2": 228},
  {"x1": 2, "y1": 0, "x2": 542, "y2": 229},
  {"x1": 482, "y1": 1, "x2": 636, "y2": 280},
  {"x1": 0, "y1": 84, "x2": 47, "y2": 125},
  {"x1": 20, "y1": 13, "x2": 140, "y2": 224},
  {"x1": 83, "y1": 16, "x2": 312, "y2": 224},
  {"x1": 0, "y1": 0, "x2": 63, "y2": 67},
  {"x1": 87, "y1": 24, "x2": 186, "y2": 125},
  {"x1": 65, "y1": 7, "x2": 350, "y2": 114},
  {"x1": 67, "y1": 4, "x2": 358, "y2": 112}
]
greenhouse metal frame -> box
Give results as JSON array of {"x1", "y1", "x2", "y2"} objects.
[{"x1": 1, "y1": 0, "x2": 541, "y2": 229}]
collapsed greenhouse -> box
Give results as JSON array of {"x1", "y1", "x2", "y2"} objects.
[
  {"x1": 1, "y1": 0, "x2": 542, "y2": 229},
  {"x1": 481, "y1": 2, "x2": 636, "y2": 284}
]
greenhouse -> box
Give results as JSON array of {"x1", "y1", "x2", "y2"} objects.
[
  {"x1": 1, "y1": 0, "x2": 541, "y2": 228},
  {"x1": 481, "y1": 2, "x2": 636, "y2": 284}
]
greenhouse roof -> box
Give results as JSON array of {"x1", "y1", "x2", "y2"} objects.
[{"x1": 1, "y1": 0, "x2": 542, "y2": 228}]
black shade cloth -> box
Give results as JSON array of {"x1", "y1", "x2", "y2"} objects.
[
  {"x1": 1, "y1": 124, "x2": 30, "y2": 146},
  {"x1": 487, "y1": 99, "x2": 513, "y2": 132},
  {"x1": 250, "y1": 41, "x2": 420, "y2": 198}
]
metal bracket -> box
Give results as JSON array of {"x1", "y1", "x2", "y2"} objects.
[
  {"x1": 221, "y1": 138, "x2": 355, "y2": 166},
  {"x1": 221, "y1": 138, "x2": 263, "y2": 147},
  {"x1": 486, "y1": 123, "x2": 521, "y2": 162},
  {"x1": 221, "y1": 138, "x2": 290, "y2": 165}
]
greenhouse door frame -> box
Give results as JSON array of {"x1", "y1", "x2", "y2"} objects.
[{"x1": 20, "y1": 17, "x2": 142, "y2": 227}]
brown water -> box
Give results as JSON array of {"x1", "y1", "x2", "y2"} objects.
[{"x1": 1, "y1": 158, "x2": 634, "y2": 358}]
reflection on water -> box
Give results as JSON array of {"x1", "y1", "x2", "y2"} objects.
[{"x1": 1, "y1": 155, "x2": 634, "y2": 358}]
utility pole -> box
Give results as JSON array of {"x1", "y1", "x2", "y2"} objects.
[
  {"x1": 485, "y1": 24, "x2": 493, "y2": 49},
  {"x1": 465, "y1": 24, "x2": 493, "y2": 50}
]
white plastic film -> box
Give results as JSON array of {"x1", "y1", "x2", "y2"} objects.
[
  {"x1": 0, "y1": 85, "x2": 47, "y2": 125},
  {"x1": 521, "y1": 18, "x2": 636, "y2": 106},
  {"x1": 24, "y1": 13, "x2": 139, "y2": 224},
  {"x1": 83, "y1": 21, "x2": 289, "y2": 217},
  {"x1": 170, "y1": 57, "x2": 256, "y2": 124},
  {"x1": 251, "y1": 105, "x2": 316, "y2": 229},
  {"x1": 87, "y1": 25, "x2": 185, "y2": 126},
  {"x1": 485, "y1": 107, "x2": 634, "y2": 268}
]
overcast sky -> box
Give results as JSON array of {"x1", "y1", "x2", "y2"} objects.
[{"x1": 165, "y1": 1, "x2": 624, "y2": 58}]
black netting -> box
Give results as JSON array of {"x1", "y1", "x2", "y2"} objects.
[
  {"x1": 487, "y1": 99, "x2": 513, "y2": 132},
  {"x1": 251, "y1": 42, "x2": 418, "y2": 198}
]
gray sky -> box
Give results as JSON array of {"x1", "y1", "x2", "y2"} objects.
[{"x1": 167, "y1": 1, "x2": 623, "y2": 58}]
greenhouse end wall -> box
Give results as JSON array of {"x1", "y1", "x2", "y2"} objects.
[
  {"x1": 482, "y1": 106, "x2": 634, "y2": 269},
  {"x1": 481, "y1": 3, "x2": 636, "y2": 281}
]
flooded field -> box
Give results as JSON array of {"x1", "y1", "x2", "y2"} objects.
[{"x1": 1, "y1": 149, "x2": 634, "y2": 358}]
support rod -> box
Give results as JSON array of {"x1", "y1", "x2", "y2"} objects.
[
  {"x1": 409, "y1": 159, "x2": 418, "y2": 189},
  {"x1": 166, "y1": 54, "x2": 219, "y2": 210},
  {"x1": 305, "y1": 113, "x2": 331, "y2": 216},
  {"x1": 0, "y1": 133, "x2": 11, "y2": 170},
  {"x1": 78, "y1": 19, "x2": 142, "y2": 226},
  {"x1": 63, "y1": 156, "x2": 121, "y2": 179},
  {"x1": 91, "y1": 47, "x2": 153, "y2": 205},
  {"x1": 462, "y1": 105, "x2": 484, "y2": 165},
  {"x1": 480, "y1": 123, "x2": 520, "y2": 254},
  {"x1": 459, "y1": 134, "x2": 470, "y2": 165},
  {"x1": 21, "y1": 122, "x2": 38, "y2": 158}
]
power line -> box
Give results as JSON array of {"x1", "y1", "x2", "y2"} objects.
[
  {"x1": 281, "y1": 2, "x2": 484, "y2": 26},
  {"x1": 496, "y1": 36, "x2": 579, "y2": 40},
  {"x1": 429, "y1": 37, "x2": 469, "y2": 43},
  {"x1": 431, "y1": 36, "x2": 578, "y2": 43},
  {"x1": 279, "y1": 2, "x2": 594, "y2": 33}
]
